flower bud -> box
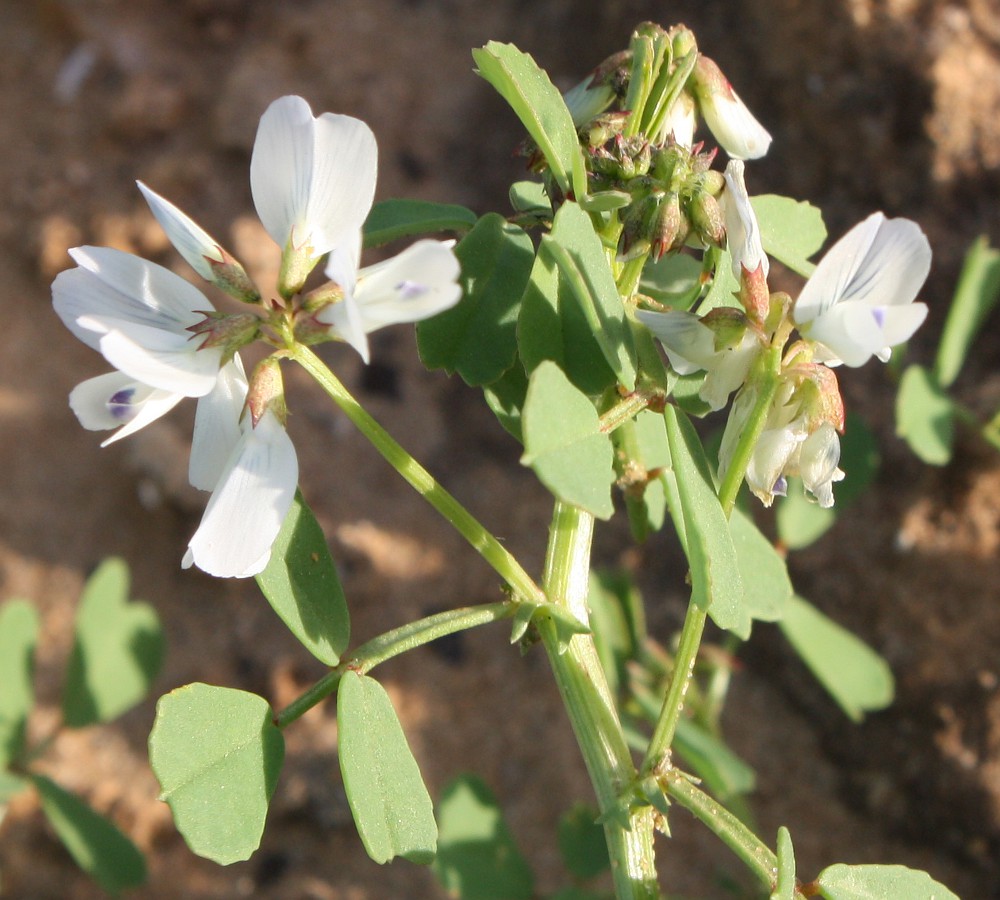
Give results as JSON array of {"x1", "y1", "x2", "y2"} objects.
[
  {"x1": 691, "y1": 55, "x2": 772, "y2": 160},
  {"x1": 688, "y1": 191, "x2": 725, "y2": 245},
  {"x1": 652, "y1": 192, "x2": 684, "y2": 260},
  {"x1": 658, "y1": 91, "x2": 696, "y2": 148},
  {"x1": 669, "y1": 25, "x2": 697, "y2": 59},
  {"x1": 187, "y1": 311, "x2": 261, "y2": 357},
  {"x1": 246, "y1": 356, "x2": 287, "y2": 428}
]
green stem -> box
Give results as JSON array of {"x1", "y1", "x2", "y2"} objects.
[
  {"x1": 663, "y1": 772, "x2": 788, "y2": 894},
  {"x1": 274, "y1": 601, "x2": 514, "y2": 729},
  {"x1": 539, "y1": 501, "x2": 658, "y2": 900},
  {"x1": 599, "y1": 391, "x2": 654, "y2": 434},
  {"x1": 291, "y1": 345, "x2": 545, "y2": 606},
  {"x1": 642, "y1": 347, "x2": 783, "y2": 774}
]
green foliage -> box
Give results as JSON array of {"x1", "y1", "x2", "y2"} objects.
[
  {"x1": 148, "y1": 683, "x2": 284, "y2": 864},
  {"x1": 473, "y1": 41, "x2": 587, "y2": 201},
  {"x1": 509, "y1": 180, "x2": 552, "y2": 218},
  {"x1": 771, "y1": 827, "x2": 796, "y2": 900},
  {"x1": 32, "y1": 774, "x2": 146, "y2": 895},
  {"x1": 639, "y1": 253, "x2": 704, "y2": 309},
  {"x1": 751, "y1": 194, "x2": 828, "y2": 277},
  {"x1": 729, "y1": 507, "x2": 792, "y2": 625},
  {"x1": 558, "y1": 804, "x2": 609, "y2": 880},
  {"x1": 521, "y1": 362, "x2": 615, "y2": 519},
  {"x1": 0, "y1": 600, "x2": 38, "y2": 768},
  {"x1": 363, "y1": 199, "x2": 477, "y2": 247},
  {"x1": 777, "y1": 413, "x2": 880, "y2": 550},
  {"x1": 662, "y1": 406, "x2": 747, "y2": 636},
  {"x1": 778, "y1": 596, "x2": 894, "y2": 722},
  {"x1": 434, "y1": 774, "x2": 534, "y2": 900},
  {"x1": 482, "y1": 360, "x2": 530, "y2": 444},
  {"x1": 256, "y1": 492, "x2": 350, "y2": 666},
  {"x1": 337, "y1": 672, "x2": 438, "y2": 865},
  {"x1": 934, "y1": 235, "x2": 1000, "y2": 389},
  {"x1": 62, "y1": 558, "x2": 164, "y2": 728},
  {"x1": 673, "y1": 717, "x2": 756, "y2": 801},
  {"x1": 895, "y1": 364, "x2": 956, "y2": 466},
  {"x1": 815, "y1": 863, "x2": 960, "y2": 900},
  {"x1": 418, "y1": 213, "x2": 535, "y2": 386}
]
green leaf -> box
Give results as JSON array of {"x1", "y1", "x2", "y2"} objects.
[
  {"x1": 778, "y1": 595, "x2": 894, "y2": 722},
  {"x1": 473, "y1": 41, "x2": 587, "y2": 200},
  {"x1": 256, "y1": 492, "x2": 350, "y2": 665},
  {"x1": 0, "y1": 601, "x2": 38, "y2": 768},
  {"x1": 578, "y1": 190, "x2": 632, "y2": 213},
  {"x1": 0, "y1": 770, "x2": 27, "y2": 804},
  {"x1": 639, "y1": 252, "x2": 704, "y2": 309},
  {"x1": 673, "y1": 717, "x2": 756, "y2": 801},
  {"x1": 895, "y1": 364, "x2": 956, "y2": 466},
  {"x1": 149, "y1": 683, "x2": 284, "y2": 864},
  {"x1": 543, "y1": 203, "x2": 637, "y2": 391},
  {"x1": 934, "y1": 235, "x2": 1000, "y2": 389},
  {"x1": 588, "y1": 571, "x2": 644, "y2": 697},
  {"x1": 363, "y1": 199, "x2": 477, "y2": 247},
  {"x1": 434, "y1": 774, "x2": 534, "y2": 900},
  {"x1": 815, "y1": 863, "x2": 960, "y2": 900},
  {"x1": 698, "y1": 247, "x2": 741, "y2": 314},
  {"x1": 62, "y1": 558, "x2": 164, "y2": 728},
  {"x1": 418, "y1": 213, "x2": 535, "y2": 386},
  {"x1": 519, "y1": 235, "x2": 617, "y2": 398},
  {"x1": 558, "y1": 803, "x2": 609, "y2": 880},
  {"x1": 752, "y1": 194, "x2": 828, "y2": 277},
  {"x1": 482, "y1": 360, "x2": 529, "y2": 445},
  {"x1": 521, "y1": 362, "x2": 615, "y2": 519},
  {"x1": 729, "y1": 508, "x2": 792, "y2": 623},
  {"x1": 32, "y1": 774, "x2": 145, "y2": 895},
  {"x1": 509, "y1": 180, "x2": 552, "y2": 217},
  {"x1": 662, "y1": 406, "x2": 747, "y2": 636},
  {"x1": 771, "y1": 827, "x2": 796, "y2": 900},
  {"x1": 777, "y1": 413, "x2": 880, "y2": 550},
  {"x1": 337, "y1": 672, "x2": 437, "y2": 865}
]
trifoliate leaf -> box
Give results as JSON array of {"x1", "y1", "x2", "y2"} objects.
[
  {"x1": 815, "y1": 863, "x2": 959, "y2": 900},
  {"x1": 363, "y1": 199, "x2": 477, "y2": 247},
  {"x1": 752, "y1": 194, "x2": 827, "y2": 277},
  {"x1": 895, "y1": 364, "x2": 956, "y2": 467}
]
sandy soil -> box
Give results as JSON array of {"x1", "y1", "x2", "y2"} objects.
[{"x1": 1, "y1": 1, "x2": 999, "y2": 897}]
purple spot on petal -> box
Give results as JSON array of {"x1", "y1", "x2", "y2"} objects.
[
  {"x1": 772, "y1": 476, "x2": 788, "y2": 497},
  {"x1": 396, "y1": 280, "x2": 429, "y2": 300},
  {"x1": 108, "y1": 388, "x2": 138, "y2": 422},
  {"x1": 872, "y1": 307, "x2": 886, "y2": 328}
]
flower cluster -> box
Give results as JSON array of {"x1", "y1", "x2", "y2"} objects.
[
  {"x1": 634, "y1": 89, "x2": 931, "y2": 507},
  {"x1": 54, "y1": 96, "x2": 462, "y2": 577}
]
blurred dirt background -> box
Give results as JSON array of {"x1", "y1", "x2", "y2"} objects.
[{"x1": 2, "y1": 0, "x2": 1000, "y2": 897}]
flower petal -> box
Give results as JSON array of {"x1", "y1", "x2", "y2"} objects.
[
  {"x1": 636, "y1": 309, "x2": 716, "y2": 374},
  {"x1": 69, "y1": 371, "x2": 183, "y2": 445},
  {"x1": 96, "y1": 325, "x2": 223, "y2": 396},
  {"x1": 136, "y1": 181, "x2": 225, "y2": 281},
  {"x1": 184, "y1": 411, "x2": 299, "y2": 578},
  {"x1": 189, "y1": 358, "x2": 248, "y2": 491},
  {"x1": 250, "y1": 96, "x2": 377, "y2": 257},
  {"x1": 720, "y1": 160, "x2": 768, "y2": 278},
  {"x1": 54, "y1": 247, "x2": 214, "y2": 344}
]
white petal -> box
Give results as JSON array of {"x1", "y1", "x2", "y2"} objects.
[
  {"x1": 189, "y1": 358, "x2": 248, "y2": 491},
  {"x1": 794, "y1": 423, "x2": 844, "y2": 508},
  {"x1": 69, "y1": 371, "x2": 183, "y2": 445},
  {"x1": 351, "y1": 240, "x2": 462, "y2": 329},
  {"x1": 636, "y1": 309, "x2": 716, "y2": 373},
  {"x1": 324, "y1": 229, "x2": 363, "y2": 297},
  {"x1": 96, "y1": 325, "x2": 223, "y2": 395},
  {"x1": 878, "y1": 301, "x2": 929, "y2": 349},
  {"x1": 57, "y1": 246, "x2": 214, "y2": 332},
  {"x1": 794, "y1": 214, "x2": 931, "y2": 323},
  {"x1": 137, "y1": 181, "x2": 225, "y2": 281},
  {"x1": 746, "y1": 424, "x2": 806, "y2": 507},
  {"x1": 250, "y1": 96, "x2": 377, "y2": 257},
  {"x1": 699, "y1": 333, "x2": 758, "y2": 411},
  {"x1": 720, "y1": 160, "x2": 768, "y2": 278},
  {"x1": 184, "y1": 412, "x2": 298, "y2": 578}
]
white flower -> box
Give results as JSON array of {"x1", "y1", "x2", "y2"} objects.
[
  {"x1": 317, "y1": 231, "x2": 462, "y2": 363},
  {"x1": 250, "y1": 95, "x2": 377, "y2": 258},
  {"x1": 183, "y1": 362, "x2": 298, "y2": 578},
  {"x1": 637, "y1": 308, "x2": 759, "y2": 411},
  {"x1": 68, "y1": 371, "x2": 185, "y2": 446},
  {"x1": 659, "y1": 91, "x2": 697, "y2": 148},
  {"x1": 691, "y1": 56, "x2": 772, "y2": 160},
  {"x1": 794, "y1": 422, "x2": 844, "y2": 508},
  {"x1": 53, "y1": 246, "x2": 224, "y2": 397},
  {"x1": 720, "y1": 160, "x2": 768, "y2": 279},
  {"x1": 792, "y1": 213, "x2": 931, "y2": 367}
]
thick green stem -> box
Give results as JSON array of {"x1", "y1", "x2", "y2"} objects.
[
  {"x1": 275, "y1": 602, "x2": 513, "y2": 729},
  {"x1": 291, "y1": 345, "x2": 545, "y2": 606},
  {"x1": 539, "y1": 502, "x2": 658, "y2": 900}
]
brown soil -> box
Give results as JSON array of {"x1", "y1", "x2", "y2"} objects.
[{"x1": 2, "y1": 1, "x2": 999, "y2": 897}]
